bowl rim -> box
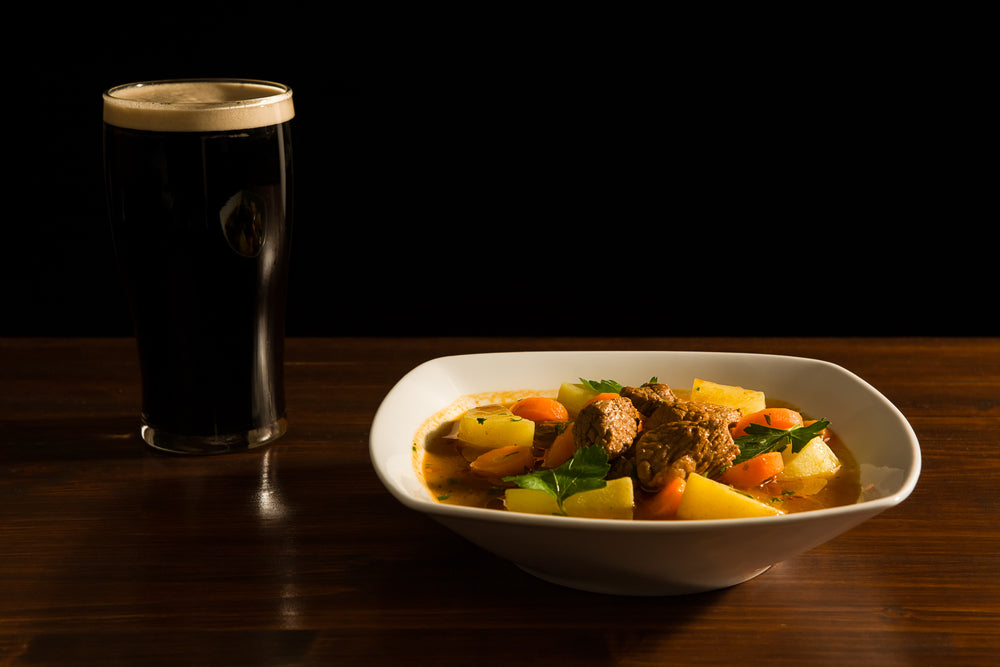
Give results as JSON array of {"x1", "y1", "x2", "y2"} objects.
[{"x1": 370, "y1": 349, "x2": 922, "y2": 531}]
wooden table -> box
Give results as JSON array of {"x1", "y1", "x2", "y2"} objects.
[{"x1": 1, "y1": 337, "x2": 997, "y2": 666}]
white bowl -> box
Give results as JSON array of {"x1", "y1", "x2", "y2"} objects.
[{"x1": 369, "y1": 351, "x2": 921, "y2": 596}]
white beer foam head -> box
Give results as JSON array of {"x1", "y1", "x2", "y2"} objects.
[{"x1": 103, "y1": 79, "x2": 294, "y2": 132}]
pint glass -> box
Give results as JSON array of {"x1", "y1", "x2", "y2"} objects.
[{"x1": 103, "y1": 79, "x2": 294, "y2": 454}]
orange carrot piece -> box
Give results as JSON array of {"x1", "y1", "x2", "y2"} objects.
[
  {"x1": 732, "y1": 407, "x2": 803, "y2": 438},
  {"x1": 542, "y1": 423, "x2": 576, "y2": 468},
  {"x1": 582, "y1": 392, "x2": 620, "y2": 409},
  {"x1": 510, "y1": 396, "x2": 569, "y2": 422},
  {"x1": 639, "y1": 476, "x2": 686, "y2": 520},
  {"x1": 470, "y1": 445, "x2": 534, "y2": 478},
  {"x1": 718, "y1": 451, "x2": 785, "y2": 488}
]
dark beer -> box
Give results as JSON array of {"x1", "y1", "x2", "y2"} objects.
[{"x1": 103, "y1": 80, "x2": 294, "y2": 454}]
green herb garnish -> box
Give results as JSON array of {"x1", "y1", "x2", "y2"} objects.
[
  {"x1": 731, "y1": 418, "x2": 830, "y2": 465},
  {"x1": 580, "y1": 377, "x2": 658, "y2": 393},
  {"x1": 503, "y1": 445, "x2": 611, "y2": 515},
  {"x1": 580, "y1": 378, "x2": 624, "y2": 393}
]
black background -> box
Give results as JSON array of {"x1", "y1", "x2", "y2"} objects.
[{"x1": 3, "y1": 11, "x2": 989, "y2": 339}]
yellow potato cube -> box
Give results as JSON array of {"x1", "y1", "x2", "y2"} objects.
[
  {"x1": 505, "y1": 477, "x2": 635, "y2": 519},
  {"x1": 676, "y1": 473, "x2": 784, "y2": 520},
  {"x1": 778, "y1": 436, "x2": 841, "y2": 479},
  {"x1": 556, "y1": 382, "x2": 599, "y2": 419},
  {"x1": 456, "y1": 406, "x2": 535, "y2": 449},
  {"x1": 691, "y1": 378, "x2": 766, "y2": 414},
  {"x1": 565, "y1": 477, "x2": 634, "y2": 519},
  {"x1": 504, "y1": 488, "x2": 561, "y2": 515}
]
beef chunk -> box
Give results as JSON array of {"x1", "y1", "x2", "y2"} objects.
[
  {"x1": 620, "y1": 383, "x2": 677, "y2": 417},
  {"x1": 573, "y1": 396, "x2": 639, "y2": 460},
  {"x1": 608, "y1": 446, "x2": 637, "y2": 480},
  {"x1": 644, "y1": 398, "x2": 741, "y2": 431},
  {"x1": 635, "y1": 421, "x2": 739, "y2": 489},
  {"x1": 633, "y1": 400, "x2": 741, "y2": 490}
]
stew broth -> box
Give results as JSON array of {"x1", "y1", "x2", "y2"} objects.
[{"x1": 418, "y1": 389, "x2": 861, "y2": 519}]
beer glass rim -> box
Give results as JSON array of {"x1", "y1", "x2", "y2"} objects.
[{"x1": 103, "y1": 78, "x2": 294, "y2": 132}]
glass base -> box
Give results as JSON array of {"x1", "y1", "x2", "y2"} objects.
[{"x1": 140, "y1": 418, "x2": 287, "y2": 455}]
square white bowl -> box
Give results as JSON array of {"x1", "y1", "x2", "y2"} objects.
[{"x1": 370, "y1": 351, "x2": 921, "y2": 595}]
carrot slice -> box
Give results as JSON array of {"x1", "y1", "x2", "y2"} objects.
[
  {"x1": 717, "y1": 451, "x2": 785, "y2": 488},
  {"x1": 510, "y1": 396, "x2": 569, "y2": 422},
  {"x1": 542, "y1": 423, "x2": 576, "y2": 468},
  {"x1": 469, "y1": 445, "x2": 534, "y2": 478},
  {"x1": 582, "y1": 392, "x2": 620, "y2": 409},
  {"x1": 732, "y1": 407, "x2": 803, "y2": 439},
  {"x1": 639, "y1": 476, "x2": 686, "y2": 520}
]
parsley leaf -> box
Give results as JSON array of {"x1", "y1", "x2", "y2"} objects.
[
  {"x1": 580, "y1": 377, "x2": 658, "y2": 393},
  {"x1": 503, "y1": 445, "x2": 611, "y2": 515},
  {"x1": 731, "y1": 418, "x2": 830, "y2": 465},
  {"x1": 580, "y1": 378, "x2": 623, "y2": 393}
]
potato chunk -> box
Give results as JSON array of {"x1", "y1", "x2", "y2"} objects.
[
  {"x1": 505, "y1": 477, "x2": 634, "y2": 519},
  {"x1": 456, "y1": 405, "x2": 535, "y2": 450},
  {"x1": 691, "y1": 378, "x2": 766, "y2": 414},
  {"x1": 778, "y1": 436, "x2": 841, "y2": 479},
  {"x1": 676, "y1": 473, "x2": 784, "y2": 519},
  {"x1": 556, "y1": 382, "x2": 600, "y2": 419}
]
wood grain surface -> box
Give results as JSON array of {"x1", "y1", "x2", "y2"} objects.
[{"x1": 1, "y1": 337, "x2": 997, "y2": 666}]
